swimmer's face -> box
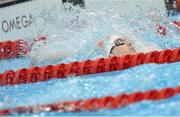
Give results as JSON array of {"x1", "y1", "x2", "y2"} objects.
[{"x1": 109, "y1": 38, "x2": 136, "y2": 57}]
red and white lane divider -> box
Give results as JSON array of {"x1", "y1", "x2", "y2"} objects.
[
  {"x1": 156, "y1": 21, "x2": 180, "y2": 36},
  {"x1": 0, "y1": 86, "x2": 180, "y2": 115},
  {"x1": 0, "y1": 39, "x2": 28, "y2": 59},
  {"x1": 0, "y1": 36, "x2": 47, "y2": 60},
  {"x1": 0, "y1": 47, "x2": 179, "y2": 86}
]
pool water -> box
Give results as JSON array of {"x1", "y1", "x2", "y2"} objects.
[{"x1": 0, "y1": 2, "x2": 180, "y2": 116}]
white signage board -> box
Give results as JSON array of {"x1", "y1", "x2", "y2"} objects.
[{"x1": 0, "y1": 0, "x2": 167, "y2": 41}]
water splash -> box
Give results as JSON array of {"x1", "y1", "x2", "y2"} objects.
[{"x1": 25, "y1": 1, "x2": 180, "y2": 66}]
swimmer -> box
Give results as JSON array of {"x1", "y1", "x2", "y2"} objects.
[
  {"x1": 27, "y1": 35, "x2": 161, "y2": 66},
  {"x1": 97, "y1": 35, "x2": 161, "y2": 57},
  {"x1": 97, "y1": 35, "x2": 136, "y2": 57}
]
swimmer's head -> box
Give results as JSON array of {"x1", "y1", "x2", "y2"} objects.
[{"x1": 106, "y1": 35, "x2": 136, "y2": 57}]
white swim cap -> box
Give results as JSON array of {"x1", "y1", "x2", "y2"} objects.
[
  {"x1": 104, "y1": 35, "x2": 161, "y2": 56},
  {"x1": 105, "y1": 35, "x2": 132, "y2": 55}
]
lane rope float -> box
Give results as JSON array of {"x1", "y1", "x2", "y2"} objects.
[
  {"x1": 0, "y1": 36, "x2": 47, "y2": 60},
  {"x1": 0, "y1": 39, "x2": 29, "y2": 59},
  {"x1": 0, "y1": 47, "x2": 179, "y2": 86}
]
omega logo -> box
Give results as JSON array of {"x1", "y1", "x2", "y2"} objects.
[{"x1": 1, "y1": 14, "x2": 33, "y2": 33}]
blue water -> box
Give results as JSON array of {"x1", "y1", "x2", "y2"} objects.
[
  {"x1": 1, "y1": 55, "x2": 180, "y2": 116},
  {"x1": 0, "y1": 3, "x2": 180, "y2": 116}
]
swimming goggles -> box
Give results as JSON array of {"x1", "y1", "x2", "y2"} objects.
[{"x1": 109, "y1": 38, "x2": 126, "y2": 55}]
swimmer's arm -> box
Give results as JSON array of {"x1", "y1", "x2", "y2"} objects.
[
  {"x1": 94, "y1": 39, "x2": 108, "y2": 55},
  {"x1": 96, "y1": 37, "x2": 109, "y2": 49},
  {"x1": 97, "y1": 40, "x2": 105, "y2": 49},
  {"x1": 29, "y1": 49, "x2": 70, "y2": 66},
  {"x1": 97, "y1": 36, "x2": 111, "y2": 49},
  {"x1": 47, "y1": 51, "x2": 70, "y2": 60}
]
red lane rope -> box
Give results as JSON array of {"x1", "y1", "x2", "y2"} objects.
[
  {"x1": 0, "y1": 39, "x2": 29, "y2": 60},
  {"x1": 0, "y1": 86, "x2": 180, "y2": 115},
  {"x1": 0, "y1": 36, "x2": 47, "y2": 60},
  {"x1": 0, "y1": 47, "x2": 180, "y2": 86}
]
